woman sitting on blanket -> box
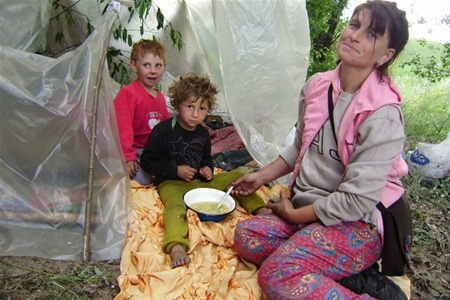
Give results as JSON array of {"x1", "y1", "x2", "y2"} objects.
[
  {"x1": 232, "y1": 1, "x2": 410, "y2": 299},
  {"x1": 140, "y1": 73, "x2": 269, "y2": 268}
]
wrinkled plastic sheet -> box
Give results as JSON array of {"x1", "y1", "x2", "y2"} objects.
[
  {"x1": 213, "y1": 0, "x2": 309, "y2": 166},
  {"x1": 0, "y1": 9, "x2": 130, "y2": 260},
  {"x1": 149, "y1": 0, "x2": 310, "y2": 167},
  {"x1": 0, "y1": 0, "x2": 52, "y2": 53}
]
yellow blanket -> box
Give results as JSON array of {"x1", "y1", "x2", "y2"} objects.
[
  {"x1": 115, "y1": 177, "x2": 287, "y2": 300},
  {"x1": 115, "y1": 177, "x2": 410, "y2": 299}
]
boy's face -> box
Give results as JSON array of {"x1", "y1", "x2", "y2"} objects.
[
  {"x1": 130, "y1": 52, "x2": 165, "y2": 93},
  {"x1": 176, "y1": 97, "x2": 210, "y2": 131}
]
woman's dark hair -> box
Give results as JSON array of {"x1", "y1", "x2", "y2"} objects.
[{"x1": 352, "y1": 0, "x2": 409, "y2": 79}]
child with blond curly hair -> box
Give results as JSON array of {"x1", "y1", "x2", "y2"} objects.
[{"x1": 141, "y1": 73, "x2": 268, "y2": 268}]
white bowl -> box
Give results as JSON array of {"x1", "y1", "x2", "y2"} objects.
[{"x1": 183, "y1": 188, "x2": 236, "y2": 222}]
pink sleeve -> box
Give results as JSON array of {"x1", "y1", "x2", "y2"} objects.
[{"x1": 114, "y1": 88, "x2": 137, "y2": 162}]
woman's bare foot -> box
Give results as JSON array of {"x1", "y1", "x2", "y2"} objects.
[{"x1": 170, "y1": 244, "x2": 191, "y2": 268}]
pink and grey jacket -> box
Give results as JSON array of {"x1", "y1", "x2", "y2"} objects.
[{"x1": 289, "y1": 63, "x2": 408, "y2": 241}]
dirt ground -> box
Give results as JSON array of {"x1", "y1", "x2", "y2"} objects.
[
  {"x1": 0, "y1": 257, "x2": 121, "y2": 300},
  {"x1": 0, "y1": 235, "x2": 447, "y2": 300},
  {"x1": 0, "y1": 176, "x2": 448, "y2": 299}
]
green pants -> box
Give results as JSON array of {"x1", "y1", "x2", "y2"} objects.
[{"x1": 157, "y1": 168, "x2": 266, "y2": 254}]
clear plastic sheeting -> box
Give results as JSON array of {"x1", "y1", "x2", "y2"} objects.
[
  {"x1": 0, "y1": 9, "x2": 130, "y2": 260},
  {"x1": 122, "y1": 0, "x2": 310, "y2": 168},
  {"x1": 0, "y1": 0, "x2": 52, "y2": 53},
  {"x1": 0, "y1": 0, "x2": 310, "y2": 260},
  {"x1": 212, "y1": 0, "x2": 310, "y2": 167}
]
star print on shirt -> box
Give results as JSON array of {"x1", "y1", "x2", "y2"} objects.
[
  {"x1": 170, "y1": 137, "x2": 190, "y2": 156},
  {"x1": 169, "y1": 135, "x2": 208, "y2": 170}
]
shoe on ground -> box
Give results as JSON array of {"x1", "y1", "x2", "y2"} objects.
[{"x1": 338, "y1": 264, "x2": 408, "y2": 300}]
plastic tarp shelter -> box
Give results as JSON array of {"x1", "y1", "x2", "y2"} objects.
[
  {"x1": 0, "y1": 0, "x2": 310, "y2": 260},
  {"x1": 0, "y1": 4, "x2": 129, "y2": 260}
]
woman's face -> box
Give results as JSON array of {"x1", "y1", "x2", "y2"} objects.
[{"x1": 337, "y1": 9, "x2": 395, "y2": 71}]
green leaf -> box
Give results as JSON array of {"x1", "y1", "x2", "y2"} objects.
[
  {"x1": 177, "y1": 38, "x2": 183, "y2": 51},
  {"x1": 55, "y1": 31, "x2": 64, "y2": 44},
  {"x1": 128, "y1": 9, "x2": 134, "y2": 23},
  {"x1": 65, "y1": 10, "x2": 75, "y2": 27},
  {"x1": 138, "y1": 0, "x2": 146, "y2": 19},
  {"x1": 108, "y1": 48, "x2": 122, "y2": 57},
  {"x1": 170, "y1": 28, "x2": 175, "y2": 43},
  {"x1": 156, "y1": 8, "x2": 164, "y2": 30},
  {"x1": 101, "y1": 3, "x2": 108, "y2": 15},
  {"x1": 122, "y1": 28, "x2": 128, "y2": 43},
  {"x1": 94, "y1": 266, "x2": 103, "y2": 276}
]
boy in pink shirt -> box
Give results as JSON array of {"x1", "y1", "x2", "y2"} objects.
[{"x1": 114, "y1": 39, "x2": 170, "y2": 185}]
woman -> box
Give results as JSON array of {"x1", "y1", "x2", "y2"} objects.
[{"x1": 232, "y1": 1, "x2": 410, "y2": 299}]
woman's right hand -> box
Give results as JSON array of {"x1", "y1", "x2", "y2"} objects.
[
  {"x1": 232, "y1": 157, "x2": 291, "y2": 196},
  {"x1": 232, "y1": 172, "x2": 264, "y2": 196}
]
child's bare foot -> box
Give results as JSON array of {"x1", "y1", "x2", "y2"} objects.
[{"x1": 170, "y1": 244, "x2": 191, "y2": 268}]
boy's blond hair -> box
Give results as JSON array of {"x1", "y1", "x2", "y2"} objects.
[
  {"x1": 130, "y1": 39, "x2": 166, "y2": 64},
  {"x1": 168, "y1": 73, "x2": 219, "y2": 112}
]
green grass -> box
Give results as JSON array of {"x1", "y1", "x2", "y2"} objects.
[
  {"x1": 390, "y1": 38, "x2": 450, "y2": 298},
  {"x1": 392, "y1": 38, "x2": 450, "y2": 148},
  {"x1": 395, "y1": 74, "x2": 450, "y2": 150}
]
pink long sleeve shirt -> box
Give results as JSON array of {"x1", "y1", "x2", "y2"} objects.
[{"x1": 114, "y1": 80, "x2": 170, "y2": 162}]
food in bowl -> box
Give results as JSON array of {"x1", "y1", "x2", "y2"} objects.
[
  {"x1": 183, "y1": 188, "x2": 236, "y2": 222},
  {"x1": 188, "y1": 202, "x2": 229, "y2": 215}
]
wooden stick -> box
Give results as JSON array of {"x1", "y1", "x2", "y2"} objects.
[{"x1": 83, "y1": 10, "x2": 117, "y2": 261}]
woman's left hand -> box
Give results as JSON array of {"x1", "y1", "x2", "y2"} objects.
[{"x1": 266, "y1": 190, "x2": 295, "y2": 221}]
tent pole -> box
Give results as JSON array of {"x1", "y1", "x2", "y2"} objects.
[{"x1": 83, "y1": 13, "x2": 116, "y2": 261}]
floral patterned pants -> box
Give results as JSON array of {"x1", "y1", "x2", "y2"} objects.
[{"x1": 234, "y1": 214, "x2": 381, "y2": 299}]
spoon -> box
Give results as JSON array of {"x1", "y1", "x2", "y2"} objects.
[{"x1": 217, "y1": 186, "x2": 234, "y2": 209}]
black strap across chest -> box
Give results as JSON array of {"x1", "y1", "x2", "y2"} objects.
[{"x1": 327, "y1": 83, "x2": 338, "y2": 145}]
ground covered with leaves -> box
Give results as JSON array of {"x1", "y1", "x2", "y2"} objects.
[
  {"x1": 0, "y1": 174, "x2": 448, "y2": 300},
  {"x1": 404, "y1": 174, "x2": 450, "y2": 299}
]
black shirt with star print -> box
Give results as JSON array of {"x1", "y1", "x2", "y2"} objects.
[{"x1": 140, "y1": 117, "x2": 214, "y2": 185}]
